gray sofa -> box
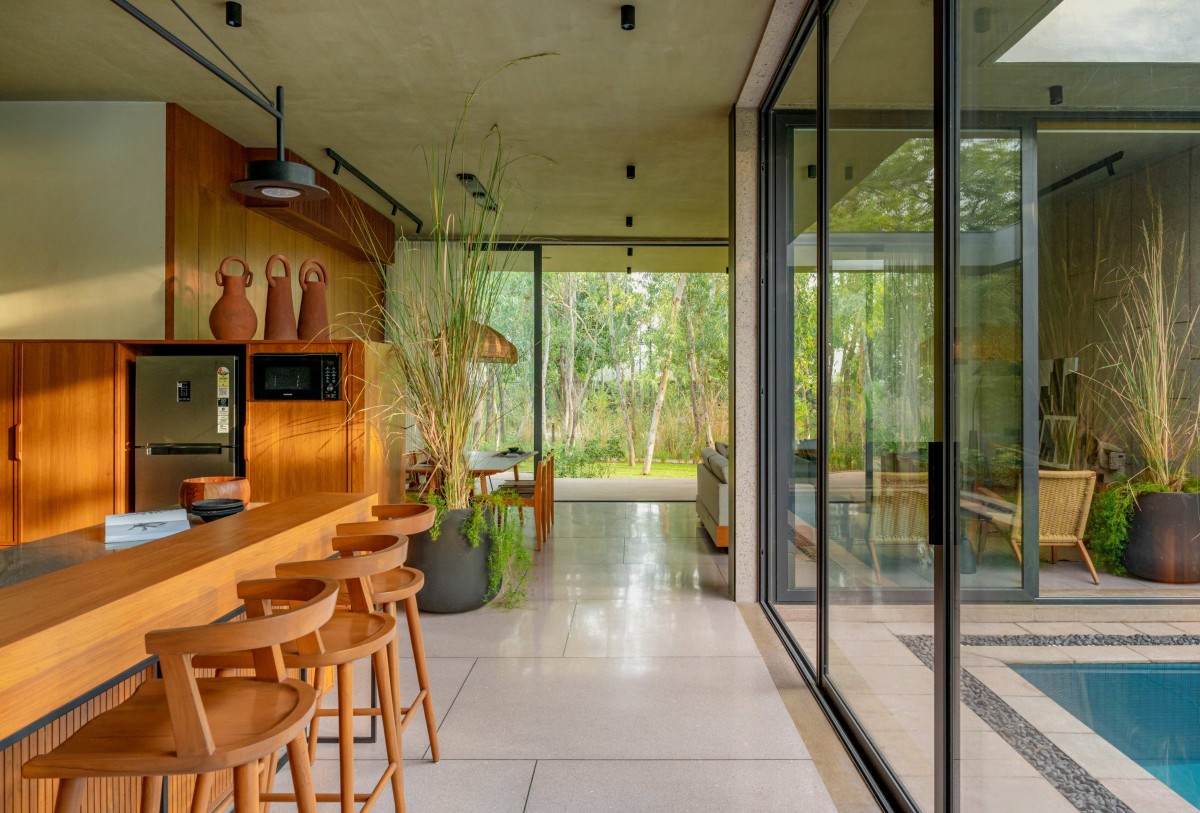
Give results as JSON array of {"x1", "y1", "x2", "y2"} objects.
[{"x1": 697, "y1": 443, "x2": 729, "y2": 547}]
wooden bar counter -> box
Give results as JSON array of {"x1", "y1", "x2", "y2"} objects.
[{"x1": 0, "y1": 492, "x2": 374, "y2": 811}]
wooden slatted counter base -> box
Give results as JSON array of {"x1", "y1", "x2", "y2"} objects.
[{"x1": 0, "y1": 492, "x2": 375, "y2": 812}]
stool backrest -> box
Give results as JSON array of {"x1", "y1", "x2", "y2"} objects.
[
  {"x1": 276, "y1": 534, "x2": 408, "y2": 612},
  {"x1": 143, "y1": 576, "x2": 338, "y2": 759}
]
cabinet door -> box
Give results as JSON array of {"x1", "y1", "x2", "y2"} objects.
[
  {"x1": 18, "y1": 343, "x2": 118, "y2": 541},
  {"x1": 0, "y1": 342, "x2": 15, "y2": 544},
  {"x1": 244, "y1": 401, "x2": 349, "y2": 503}
]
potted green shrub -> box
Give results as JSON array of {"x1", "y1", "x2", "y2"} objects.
[
  {"x1": 348, "y1": 69, "x2": 542, "y2": 611},
  {"x1": 1090, "y1": 196, "x2": 1200, "y2": 582}
]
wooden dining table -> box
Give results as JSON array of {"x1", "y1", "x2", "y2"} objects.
[{"x1": 408, "y1": 449, "x2": 537, "y2": 495}]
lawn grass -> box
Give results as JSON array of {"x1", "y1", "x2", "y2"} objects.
[{"x1": 601, "y1": 462, "x2": 697, "y2": 479}]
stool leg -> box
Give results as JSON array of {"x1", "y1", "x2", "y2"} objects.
[
  {"x1": 306, "y1": 666, "x2": 327, "y2": 764},
  {"x1": 385, "y1": 602, "x2": 403, "y2": 739},
  {"x1": 259, "y1": 751, "x2": 278, "y2": 813},
  {"x1": 286, "y1": 735, "x2": 319, "y2": 813},
  {"x1": 372, "y1": 648, "x2": 406, "y2": 813},
  {"x1": 190, "y1": 773, "x2": 212, "y2": 813},
  {"x1": 54, "y1": 778, "x2": 85, "y2": 813},
  {"x1": 404, "y1": 595, "x2": 439, "y2": 761},
  {"x1": 336, "y1": 662, "x2": 355, "y2": 813},
  {"x1": 139, "y1": 776, "x2": 162, "y2": 813},
  {"x1": 233, "y1": 763, "x2": 259, "y2": 813}
]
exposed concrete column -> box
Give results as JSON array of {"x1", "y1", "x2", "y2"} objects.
[{"x1": 727, "y1": 106, "x2": 759, "y2": 602}]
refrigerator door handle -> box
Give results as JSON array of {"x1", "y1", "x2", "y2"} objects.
[{"x1": 145, "y1": 443, "x2": 226, "y2": 456}]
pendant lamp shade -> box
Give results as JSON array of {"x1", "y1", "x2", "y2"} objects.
[{"x1": 435, "y1": 321, "x2": 518, "y2": 365}]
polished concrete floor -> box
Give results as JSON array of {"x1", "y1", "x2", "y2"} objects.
[{"x1": 285, "y1": 502, "x2": 858, "y2": 812}]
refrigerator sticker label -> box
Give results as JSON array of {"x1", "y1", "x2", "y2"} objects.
[
  {"x1": 176, "y1": 381, "x2": 191, "y2": 402},
  {"x1": 217, "y1": 386, "x2": 230, "y2": 399},
  {"x1": 217, "y1": 420, "x2": 230, "y2": 434},
  {"x1": 217, "y1": 406, "x2": 230, "y2": 417},
  {"x1": 217, "y1": 398, "x2": 229, "y2": 408},
  {"x1": 217, "y1": 367, "x2": 230, "y2": 388}
]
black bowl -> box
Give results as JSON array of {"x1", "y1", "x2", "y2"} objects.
[{"x1": 191, "y1": 498, "x2": 245, "y2": 522}]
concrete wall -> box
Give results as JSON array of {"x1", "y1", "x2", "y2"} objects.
[{"x1": 0, "y1": 102, "x2": 166, "y2": 339}]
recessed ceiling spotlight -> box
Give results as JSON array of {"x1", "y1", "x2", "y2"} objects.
[
  {"x1": 626, "y1": 266, "x2": 632, "y2": 275},
  {"x1": 973, "y1": 7, "x2": 991, "y2": 34},
  {"x1": 626, "y1": 164, "x2": 636, "y2": 180},
  {"x1": 226, "y1": 1, "x2": 242, "y2": 27},
  {"x1": 626, "y1": 216, "x2": 634, "y2": 228},
  {"x1": 621, "y1": 5, "x2": 635, "y2": 31},
  {"x1": 1049, "y1": 84, "x2": 1064, "y2": 105},
  {"x1": 627, "y1": 247, "x2": 633, "y2": 256}
]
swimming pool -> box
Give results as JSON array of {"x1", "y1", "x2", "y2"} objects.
[{"x1": 1014, "y1": 662, "x2": 1200, "y2": 808}]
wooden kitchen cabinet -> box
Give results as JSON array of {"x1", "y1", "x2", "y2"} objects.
[
  {"x1": 17, "y1": 342, "x2": 119, "y2": 541},
  {"x1": 244, "y1": 401, "x2": 351, "y2": 502},
  {"x1": 0, "y1": 342, "x2": 15, "y2": 544}
]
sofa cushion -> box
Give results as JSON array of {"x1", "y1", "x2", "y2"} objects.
[
  {"x1": 707, "y1": 453, "x2": 729, "y2": 484},
  {"x1": 715, "y1": 441, "x2": 728, "y2": 457}
]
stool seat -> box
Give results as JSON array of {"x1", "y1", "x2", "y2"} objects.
[
  {"x1": 371, "y1": 566, "x2": 424, "y2": 604},
  {"x1": 26, "y1": 678, "x2": 315, "y2": 778},
  {"x1": 193, "y1": 610, "x2": 395, "y2": 671}
]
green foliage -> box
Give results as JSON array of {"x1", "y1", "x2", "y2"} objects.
[
  {"x1": 550, "y1": 439, "x2": 619, "y2": 478},
  {"x1": 1086, "y1": 481, "x2": 1171, "y2": 576}
]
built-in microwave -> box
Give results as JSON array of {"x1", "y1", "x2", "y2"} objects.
[{"x1": 252, "y1": 353, "x2": 341, "y2": 401}]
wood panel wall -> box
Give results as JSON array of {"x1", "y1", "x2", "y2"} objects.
[{"x1": 166, "y1": 105, "x2": 388, "y2": 343}]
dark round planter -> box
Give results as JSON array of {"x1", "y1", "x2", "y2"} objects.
[
  {"x1": 404, "y1": 508, "x2": 498, "y2": 613},
  {"x1": 1125, "y1": 491, "x2": 1200, "y2": 583}
]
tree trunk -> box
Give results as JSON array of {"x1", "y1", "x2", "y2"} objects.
[
  {"x1": 562, "y1": 273, "x2": 577, "y2": 444},
  {"x1": 606, "y1": 274, "x2": 638, "y2": 465},
  {"x1": 642, "y1": 275, "x2": 686, "y2": 475},
  {"x1": 682, "y1": 290, "x2": 706, "y2": 460}
]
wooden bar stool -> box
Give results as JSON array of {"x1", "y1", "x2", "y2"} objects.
[
  {"x1": 337, "y1": 503, "x2": 440, "y2": 762},
  {"x1": 23, "y1": 576, "x2": 339, "y2": 813},
  {"x1": 193, "y1": 535, "x2": 410, "y2": 813}
]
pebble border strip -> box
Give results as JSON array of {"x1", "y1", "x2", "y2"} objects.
[
  {"x1": 897, "y1": 634, "x2": 1134, "y2": 813},
  {"x1": 962, "y1": 633, "x2": 1200, "y2": 648}
]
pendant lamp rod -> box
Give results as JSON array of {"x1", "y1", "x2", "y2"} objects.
[{"x1": 109, "y1": 0, "x2": 281, "y2": 121}]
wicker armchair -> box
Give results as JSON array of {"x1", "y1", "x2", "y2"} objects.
[
  {"x1": 987, "y1": 470, "x2": 1098, "y2": 585},
  {"x1": 865, "y1": 471, "x2": 930, "y2": 582}
]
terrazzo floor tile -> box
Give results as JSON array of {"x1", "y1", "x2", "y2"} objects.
[
  {"x1": 563, "y1": 598, "x2": 760, "y2": 657},
  {"x1": 434, "y1": 655, "x2": 809, "y2": 760},
  {"x1": 524, "y1": 759, "x2": 838, "y2": 813}
]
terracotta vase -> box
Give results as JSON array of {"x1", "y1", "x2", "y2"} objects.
[
  {"x1": 297, "y1": 258, "x2": 330, "y2": 340},
  {"x1": 209, "y1": 256, "x2": 257, "y2": 340},
  {"x1": 263, "y1": 253, "x2": 298, "y2": 340}
]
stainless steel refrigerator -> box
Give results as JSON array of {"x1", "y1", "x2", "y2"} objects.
[{"x1": 134, "y1": 355, "x2": 240, "y2": 510}]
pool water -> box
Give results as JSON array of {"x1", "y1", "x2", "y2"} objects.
[{"x1": 1014, "y1": 662, "x2": 1200, "y2": 807}]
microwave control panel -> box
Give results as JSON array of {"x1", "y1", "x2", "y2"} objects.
[{"x1": 322, "y1": 357, "x2": 341, "y2": 400}]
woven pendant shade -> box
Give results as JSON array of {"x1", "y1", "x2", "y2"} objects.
[{"x1": 435, "y1": 321, "x2": 518, "y2": 364}]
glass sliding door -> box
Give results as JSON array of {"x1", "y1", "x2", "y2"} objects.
[
  {"x1": 769, "y1": 25, "x2": 819, "y2": 656},
  {"x1": 822, "y1": 0, "x2": 940, "y2": 809}
]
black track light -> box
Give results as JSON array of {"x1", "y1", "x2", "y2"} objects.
[
  {"x1": 627, "y1": 164, "x2": 636, "y2": 180},
  {"x1": 627, "y1": 247, "x2": 633, "y2": 256},
  {"x1": 626, "y1": 267, "x2": 632, "y2": 275},
  {"x1": 806, "y1": 164, "x2": 817, "y2": 179},
  {"x1": 225, "y1": 1, "x2": 242, "y2": 27},
  {"x1": 844, "y1": 166, "x2": 853, "y2": 181},
  {"x1": 621, "y1": 5, "x2": 635, "y2": 30},
  {"x1": 1049, "y1": 85, "x2": 1064, "y2": 106},
  {"x1": 626, "y1": 216, "x2": 634, "y2": 228}
]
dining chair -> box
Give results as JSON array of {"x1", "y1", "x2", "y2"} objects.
[
  {"x1": 496, "y1": 451, "x2": 553, "y2": 550},
  {"x1": 983, "y1": 470, "x2": 1099, "y2": 584}
]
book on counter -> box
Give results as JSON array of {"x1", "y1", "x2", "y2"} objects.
[{"x1": 104, "y1": 509, "x2": 191, "y2": 547}]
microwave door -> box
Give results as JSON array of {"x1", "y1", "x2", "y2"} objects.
[{"x1": 135, "y1": 356, "x2": 238, "y2": 446}]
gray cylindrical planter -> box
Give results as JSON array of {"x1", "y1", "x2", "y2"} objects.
[
  {"x1": 1125, "y1": 491, "x2": 1200, "y2": 584},
  {"x1": 404, "y1": 508, "x2": 498, "y2": 613}
]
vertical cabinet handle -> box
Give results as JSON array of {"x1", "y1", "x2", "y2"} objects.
[{"x1": 11, "y1": 423, "x2": 21, "y2": 462}]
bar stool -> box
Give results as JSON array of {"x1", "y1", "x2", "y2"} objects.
[
  {"x1": 193, "y1": 535, "x2": 410, "y2": 813},
  {"x1": 337, "y1": 503, "x2": 440, "y2": 762},
  {"x1": 23, "y1": 576, "x2": 339, "y2": 813}
]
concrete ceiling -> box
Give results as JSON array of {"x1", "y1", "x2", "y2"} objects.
[{"x1": 0, "y1": 0, "x2": 776, "y2": 241}]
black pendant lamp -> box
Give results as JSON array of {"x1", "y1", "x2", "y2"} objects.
[{"x1": 231, "y1": 86, "x2": 328, "y2": 201}]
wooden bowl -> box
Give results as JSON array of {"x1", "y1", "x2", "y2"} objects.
[{"x1": 179, "y1": 476, "x2": 251, "y2": 510}]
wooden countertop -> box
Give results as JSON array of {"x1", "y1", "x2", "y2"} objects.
[{"x1": 0, "y1": 492, "x2": 375, "y2": 743}]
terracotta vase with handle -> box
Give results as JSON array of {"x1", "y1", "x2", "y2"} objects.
[
  {"x1": 209, "y1": 256, "x2": 257, "y2": 340},
  {"x1": 297, "y1": 258, "x2": 330, "y2": 340},
  {"x1": 263, "y1": 253, "x2": 298, "y2": 340}
]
